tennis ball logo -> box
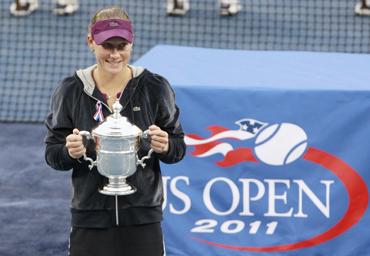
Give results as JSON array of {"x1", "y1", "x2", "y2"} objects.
[{"x1": 254, "y1": 123, "x2": 308, "y2": 166}]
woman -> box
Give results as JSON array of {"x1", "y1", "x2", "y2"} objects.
[{"x1": 44, "y1": 6, "x2": 186, "y2": 256}]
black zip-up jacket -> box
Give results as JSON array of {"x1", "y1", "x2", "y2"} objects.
[{"x1": 44, "y1": 65, "x2": 186, "y2": 228}]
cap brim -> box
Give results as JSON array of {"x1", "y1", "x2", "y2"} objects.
[{"x1": 93, "y1": 29, "x2": 133, "y2": 45}]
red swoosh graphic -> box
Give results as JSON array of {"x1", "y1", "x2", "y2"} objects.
[
  {"x1": 217, "y1": 148, "x2": 257, "y2": 167},
  {"x1": 207, "y1": 125, "x2": 230, "y2": 135},
  {"x1": 193, "y1": 147, "x2": 369, "y2": 252},
  {"x1": 187, "y1": 134, "x2": 223, "y2": 156}
]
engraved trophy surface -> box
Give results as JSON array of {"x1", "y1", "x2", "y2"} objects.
[{"x1": 80, "y1": 100, "x2": 153, "y2": 196}]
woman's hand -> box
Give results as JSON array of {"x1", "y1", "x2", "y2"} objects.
[
  {"x1": 148, "y1": 125, "x2": 169, "y2": 154},
  {"x1": 66, "y1": 129, "x2": 86, "y2": 159}
]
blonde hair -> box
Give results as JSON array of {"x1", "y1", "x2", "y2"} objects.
[{"x1": 89, "y1": 6, "x2": 130, "y2": 33}]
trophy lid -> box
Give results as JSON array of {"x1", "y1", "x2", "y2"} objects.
[{"x1": 92, "y1": 100, "x2": 142, "y2": 137}]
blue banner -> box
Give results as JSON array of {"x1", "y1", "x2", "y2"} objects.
[{"x1": 135, "y1": 46, "x2": 370, "y2": 256}]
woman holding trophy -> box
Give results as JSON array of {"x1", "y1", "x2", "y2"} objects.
[{"x1": 44, "y1": 5, "x2": 186, "y2": 256}]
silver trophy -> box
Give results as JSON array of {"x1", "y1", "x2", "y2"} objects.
[{"x1": 79, "y1": 100, "x2": 153, "y2": 196}]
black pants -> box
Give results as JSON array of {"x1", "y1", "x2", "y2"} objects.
[{"x1": 69, "y1": 223, "x2": 164, "y2": 256}]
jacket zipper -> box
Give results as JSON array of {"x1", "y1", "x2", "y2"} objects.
[
  {"x1": 83, "y1": 81, "x2": 133, "y2": 115},
  {"x1": 84, "y1": 90, "x2": 112, "y2": 112},
  {"x1": 82, "y1": 70, "x2": 143, "y2": 117}
]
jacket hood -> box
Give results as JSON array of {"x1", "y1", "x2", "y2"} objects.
[{"x1": 75, "y1": 64, "x2": 145, "y2": 95}]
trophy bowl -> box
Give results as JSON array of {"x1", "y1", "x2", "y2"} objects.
[{"x1": 80, "y1": 100, "x2": 153, "y2": 196}]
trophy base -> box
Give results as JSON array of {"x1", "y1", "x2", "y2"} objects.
[{"x1": 99, "y1": 177, "x2": 137, "y2": 196}]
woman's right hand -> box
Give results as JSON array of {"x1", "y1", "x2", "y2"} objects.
[{"x1": 66, "y1": 128, "x2": 86, "y2": 159}]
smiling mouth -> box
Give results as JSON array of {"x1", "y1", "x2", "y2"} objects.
[{"x1": 106, "y1": 60, "x2": 122, "y2": 64}]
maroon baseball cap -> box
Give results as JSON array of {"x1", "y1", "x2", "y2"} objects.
[{"x1": 91, "y1": 19, "x2": 134, "y2": 45}]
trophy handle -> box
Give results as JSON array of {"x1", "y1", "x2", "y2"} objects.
[
  {"x1": 79, "y1": 130, "x2": 97, "y2": 170},
  {"x1": 137, "y1": 148, "x2": 154, "y2": 168},
  {"x1": 137, "y1": 129, "x2": 153, "y2": 167}
]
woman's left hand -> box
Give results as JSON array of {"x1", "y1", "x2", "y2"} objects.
[{"x1": 148, "y1": 125, "x2": 169, "y2": 154}]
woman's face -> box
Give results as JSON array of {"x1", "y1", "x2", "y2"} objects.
[{"x1": 90, "y1": 36, "x2": 132, "y2": 75}]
